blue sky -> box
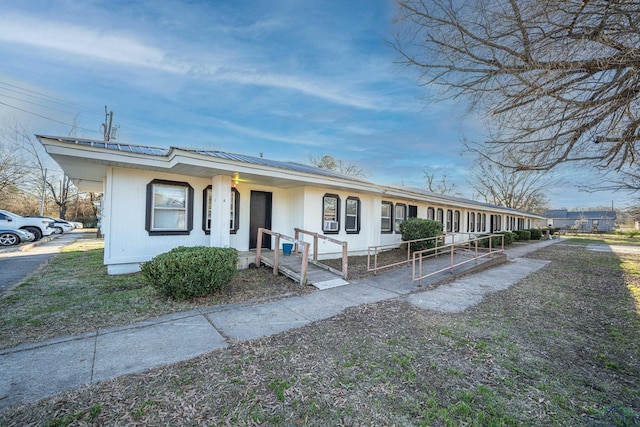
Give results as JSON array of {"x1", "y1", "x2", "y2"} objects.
[{"x1": 0, "y1": 0, "x2": 630, "y2": 210}]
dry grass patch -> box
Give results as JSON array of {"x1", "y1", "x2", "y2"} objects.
[
  {"x1": 0, "y1": 235, "x2": 314, "y2": 349},
  {"x1": 1, "y1": 242, "x2": 638, "y2": 425}
]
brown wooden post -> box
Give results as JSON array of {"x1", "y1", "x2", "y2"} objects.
[
  {"x1": 256, "y1": 228, "x2": 263, "y2": 265},
  {"x1": 450, "y1": 240, "x2": 454, "y2": 273},
  {"x1": 300, "y1": 243, "x2": 310, "y2": 285},
  {"x1": 341, "y1": 242, "x2": 348, "y2": 279},
  {"x1": 294, "y1": 228, "x2": 300, "y2": 254},
  {"x1": 313, "y1": 233, "x2": 319, "y2": 262},
  {"x1": 273, "y1": 233, "x2": 280, "y2": 276}
]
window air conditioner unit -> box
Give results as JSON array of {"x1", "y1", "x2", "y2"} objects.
[{"x1": 324, "y1": 220, "x2": 339, "y2": 231}]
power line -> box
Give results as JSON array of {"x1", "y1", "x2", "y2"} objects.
[
  {"x1": 0, "y1": 100, "x2": 101, "y2": 135},
  {"x1": 0, "y1": 93, "x2": 81, "y2": 117},
  {"x1": 0, "y1": 80, "x2": 93, "y2": 113}
]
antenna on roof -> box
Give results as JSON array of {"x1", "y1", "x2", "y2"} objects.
[{"x1": 101, "y1": 105, "x2": 119, "y2": 141}]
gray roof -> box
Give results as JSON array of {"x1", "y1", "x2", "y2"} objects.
[
  {"x1": 36, "y1": 135, "x2": 364, "y2": 182},
  {"x1": 37, "y1": 135, "x2": 543, "y2": 218},
  {"x1": 544, "y1": 209, "x2": 617, "y2": 220},
  {"x1": 390, "y1": 185, "x2": 542, "y2": 218}
]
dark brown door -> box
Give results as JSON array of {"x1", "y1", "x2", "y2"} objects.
[{"x1": 249, "y1": 191, "x2": 273, "y2": 249}]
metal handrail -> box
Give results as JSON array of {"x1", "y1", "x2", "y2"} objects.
[
  {"x1": 367, "y1": 234, "x2": 447, "y2": 275},
  {"x1": 412, "y1": 234, "x2": 505, "y2": 284},
  {"x1": 294, "y1": 228, "x2": 348, "y2": 279}
]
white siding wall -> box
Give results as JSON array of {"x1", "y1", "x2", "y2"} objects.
[
  {"x1": 298, "y1": 187, "x2": 383, "y2": 257},
  {"x1": 105, "y1": 167, "x2": 211, "y2": 274}
]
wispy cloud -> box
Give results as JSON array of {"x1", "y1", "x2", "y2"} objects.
[
  {"x1": 0, "y1": 15, "x2": 186, "y2": 74},
  {"x1": 0, "y1": 13, "x2": 392, "y2": 111},
  {"x1": 210, "y1": 118, "x2": 329, "y2": 148}
]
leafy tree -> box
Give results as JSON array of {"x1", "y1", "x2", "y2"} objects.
[
  {"x1": 392, "y1": 0, "x2": 640, "y2": 175},
  {"x1": 308, "y1": 154, "x2": 367, "y2": 177}
]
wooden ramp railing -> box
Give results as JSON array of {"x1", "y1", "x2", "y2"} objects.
[
  {"x1": 294, "y1": 228, "x2": 348, "y2": 279},
  {"x1": 256, "y1": 228, "x2": 310, "y2": 285}
]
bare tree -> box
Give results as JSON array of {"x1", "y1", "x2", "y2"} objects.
[
  {"x1": 0, "y1": 142, "x2": 29, "y2": 202},
  {"x1": 424, "y1": 172, "x2": 461, "y2": 196},
  {"x1": 1, "y1": 120, "x2": 78, "y2": 218},
  {"x1": 467, "y1": 158, "x2": 552, "y2": 213},
  {"x1": 307, "y1": 154, "x2": 367, "y2": 177},
  {"x1": 392, "y1": 0, "x2": 640, "y2": 174}
]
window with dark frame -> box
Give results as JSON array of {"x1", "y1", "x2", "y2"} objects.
[
  {"x1": 323, "y1": 194, "x2": 340, "y2": 233},
  {"x1": 381, "y1": 201, "x2": 393, "y2": 233},
  {"x1": 394, "y1": 203, "x2": 406, "y2": 233},
  {"x1": 436, "y1": 208, "x2": 444, "y2": 224},
  {"x1": 146, "y1": 179, "x2": 194, "y2": 235},
  {"x1": 446, "y1": 209, "x2": 453, "y2": 232},
  {"x1": 345, "y1": 197, "x2": 360, "y2": 234},
  {"x1": 469, "y1": 212, "x2": 475, "y2": 232},
  {"x1": 202, "y1": 186, "x2": 239, "y2": 235},
  {"x1": 427, "y1": 207, "x2": 435, "y2": 220},
  {"x1": 408, "y1": 205, "x2": 418, "y2": 218},
  {"x1": 454, "y1": 210, "x2": 460, "y2": 232}
]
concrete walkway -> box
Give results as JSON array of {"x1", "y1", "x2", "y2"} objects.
[{"x1": 0, "y1": 238, "x2": 559, "y2": 411}]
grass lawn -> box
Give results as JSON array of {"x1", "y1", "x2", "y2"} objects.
[{"x1": 0, "y1": 235, "x2": 639, "y2": 425}]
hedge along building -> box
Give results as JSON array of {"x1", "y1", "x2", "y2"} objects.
[{"x1": 36, "y1": 135, "x2": 545, "y2": 275}]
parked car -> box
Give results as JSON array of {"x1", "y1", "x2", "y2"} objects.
[
  {"x1": 26, "y1": 216, "x2": 75, "y2": 234},
  {"x1": 0, "y1": 229, "x2": 35, "y2": 246},
  {"x1": 0, "y1": 210, "x2": 55, "y2": 241}
]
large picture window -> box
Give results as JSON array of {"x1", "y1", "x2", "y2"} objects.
[
  {"x1": 203, "y1": 186, "x2": 240, "y2": 234},
  {"x1": 394, "y1": 203, "x2": 406, "y2": 233},
  {"x1": 345, "y1": 197, "x2": 360, "y2": 234},
  {"x1": 323, "y1": 194, "x2": 340, "y2": 233},
  {"x1": 146, "y1": 179, "x2": 193, "y2": 235},
  {"x1": 381, "y1": 201, "x2": 393, "y2": 233}
]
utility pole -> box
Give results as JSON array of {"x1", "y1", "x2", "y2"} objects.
[
  {"x1": 101, "y1": 106, "x2": 119, "y2": 141},
  {"x1": 39, "y1": 168, "x2": 47, "y2": 216}
]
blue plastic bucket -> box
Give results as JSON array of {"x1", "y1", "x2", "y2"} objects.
[{"x1": 282, "y1": 243, "x2": 294, "y2": 255}]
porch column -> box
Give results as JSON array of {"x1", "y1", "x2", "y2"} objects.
[{"x1": 210, "y1": 175, "x2": 232, "y2": 248}]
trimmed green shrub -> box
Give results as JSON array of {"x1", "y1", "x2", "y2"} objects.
[
  {"x1": 514, "y1": 230, "x2": 531, "y2": 241},
  {"x1": 141, "y1": 246, "x2": 238, "y2": 299},
  {"x1": 476, "y1": 234, "x2": 503, "y2": 248},
  {"x1": 499, "y1": 231, "x2": 516, "y2": 245},
  {"x1": 475, "y1": 232, "x2": 515, "y2": 248},
  {"x1": 399, "y1": 218, "x2": 443, "y2": 252},
  {"x1": 528, "y1": 228, "x2": 543, "y2": 240}
]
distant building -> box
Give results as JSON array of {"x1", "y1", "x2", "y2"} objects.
[{"x1": 544, "y1": 209, "x2": 617, "y2": 233}]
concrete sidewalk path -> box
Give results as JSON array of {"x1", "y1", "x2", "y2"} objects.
[{"x1": 0, "y1": 238, "x2": 559, "y2": 411}]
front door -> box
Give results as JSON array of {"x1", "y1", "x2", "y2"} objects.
[{"x1": 249, "y1": 191, "x2": 272, "y2": 249}]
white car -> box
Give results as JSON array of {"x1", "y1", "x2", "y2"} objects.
[{"x1": 0, "y1": 210, "x2": 55, "y2": 241}]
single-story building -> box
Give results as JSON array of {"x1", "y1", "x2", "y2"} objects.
[
  {"x1": 544, "y1": 209, "x2": 617, "y2": 233},
  {"x1": 37, "y1": 135, "x2": 545, "y2": 275}
]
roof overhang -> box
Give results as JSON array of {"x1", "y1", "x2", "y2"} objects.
[
  {"x1": 36, "y1": 135, "x2": 386, "y2": 195},
  {"x1": 36, "y1": 135, "x2": 545, "y2": 219}
]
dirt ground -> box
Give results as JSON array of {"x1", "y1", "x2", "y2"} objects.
[{"x1": 1, "y1": 243, "x2": 638, "y2": 425}]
